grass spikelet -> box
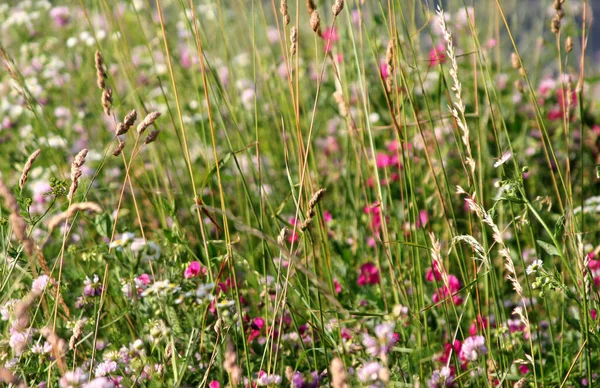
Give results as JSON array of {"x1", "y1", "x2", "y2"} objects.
[
  {"x1": 290, "y1": 26, "x2": 298, "y2": 56},
  {"x1": 19, "y1": 149, "x2": 41, "y2": 191},
  {"x1": 137, "y1": 111, "x2": 161, "y2": 135},
  {"x1": 566, "y1": 36, "x2": 573, "y2": 53},
  {"x1": 299, "y1": 188, "x2": 326, "y2": 230},
  {"x1": 277, "y1": 227, "x2": 288, "y2": 246},
  {"x1": 94, "y1": 50, "x2": 107, "y2": 89},
  {"x1": 280, "y1": 0, "x2": 290, "y2": 26},
  {"x1": 310, "y1": 11, "x2": 321, "y2": 36},
  {"x1": 385, "y1": 39, "x2": 394, "y2": 93},
  {"x1": 101, "y1": 87, "x2": 113, "y2": 116},
  {"x1": 69, "y1": 319, "x2": 86, "y2": 350},
  {"x1": 144, "y1": 130, "x2": 160, "y2": 145},
  {"x1": 437, "y1": 5, "x2": 475, "y2": 177},
  {"x1": 68, "y1": 149, "x2": 88, "y2": 201},
  {"x1": 332, "y1": 0, "x2": 344, "y2": 16},
  {"x1": 306, "y1": 0, "x2": 316, "y2": 14},
  {"x1": 330, "y1": 357, "x2": 350, "y2": 388},
  {"x1": 223, "y1": 340, "x2": 242, "y2": 386},
  {"x1": 46, "y1": 202, "x2": 102, "y2": 232},
  {"x1": 40, "y1": 327, "x2": 68, "y2": 374},
  {"x1": 112, "y1": 141, "x2": 125, "y2": 156}
]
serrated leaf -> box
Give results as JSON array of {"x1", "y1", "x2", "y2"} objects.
[{"x1": 537, "y1": 240, "x2": 560, "y2": 256}]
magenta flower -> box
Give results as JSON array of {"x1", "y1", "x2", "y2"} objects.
[
  {"x1": 429, "y1": 44, "x2": 446, "y2": 67},
  {"x1": 333, "y1": 278, "x2": 342, "y2": 294},
  {"x1": 322, "y1": 27, "x2": 339, "y2": 52},
  {"x1": 184, "y1": 261, "x2": 205, "y2": 279},
  {"x1": 417, "y1": 209, "x2": 429, "y2": 228},
  {"x1": 364, "y1": 202, "x2": 383, "y2": 232},
  {"x1": 358, "y1": 262, "x2": 380, "y2": 286},
  {"x1": 376, "y1": 152, "x2": 391, "y2": 168},
  {"x1": 209, "y1": 381, "x2": 220, "y2": 388},
  {"x1": 137, "y1": 274, "x2": 151, "y2": 285},
  {"x1": 425, "y1": 262, "x2": 443, "y2": 282},
  {"x1": 432, "y1": 275, "x2": 462, "y2": 305},
  {"x1": 377, "y1": 59, "x2": 387, "y2": 80}
]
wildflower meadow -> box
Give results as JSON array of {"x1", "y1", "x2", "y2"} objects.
[{"x1": 1, "y1": 0, "x2": 599, "y2": 386}]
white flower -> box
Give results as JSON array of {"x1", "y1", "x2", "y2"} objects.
[
  {"x1": 109, "y1": 232, "x2": 135, "y2": 249},
  {"x1": 526, "y1": 259, "x2": 543, "y2": 275}
]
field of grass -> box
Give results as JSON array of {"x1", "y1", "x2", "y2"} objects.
[{"x1": 1, "y1": 0, "x2": 599, "y2": 386}]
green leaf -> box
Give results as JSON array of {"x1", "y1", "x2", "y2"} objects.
[
  {"x1": 200, "y1": 152, "x2": 232, "y2": 191},
  {"x1": 537, "y1": 240, "x2": 560, "y2": 257},
  {"x1": 554, "y1": 215, "x2": 565, "y2": 239},
  {"x1": 94, "y1": 213, "x2": 112, "y2": 238}
]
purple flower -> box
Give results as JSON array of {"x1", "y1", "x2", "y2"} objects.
[
  {"x1": 428, "y1": 366, "x2": 455, "y2": 388},
  {"x1": 83, "y1": 275, "x2": 103, "y2": 297}
]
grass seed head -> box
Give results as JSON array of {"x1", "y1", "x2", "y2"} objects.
[
  {"x1": 137, "y1": 111, "x2": 161, "y2": 135},
  {"x1": 19, "y1": 149, "x2": 41, "y2": 190},
  {"x1": 332, "y1": 0, "x2": 344, "y2": 16}
]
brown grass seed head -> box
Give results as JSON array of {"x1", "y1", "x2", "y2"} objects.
[{"x1": 19, "y1": 148, "x2": 41, "y2": 190}]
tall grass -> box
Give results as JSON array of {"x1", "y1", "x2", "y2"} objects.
[{"x1": 0, "y1": 0, "x2": 598, "y2": 386}]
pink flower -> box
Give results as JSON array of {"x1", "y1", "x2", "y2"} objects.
[
  {"x1": 323, "y1": 211, "x2": 333, "y2": 222},
  {"x1": 333, "y1": 278, "x2": 342, "y2": 294},
  {"x1": 367, "y1": 236, "x2": 377, "y2": 247},
  {"x1": 209, "y1": 381, "x2": 220, "y2": 388},
  {"x1": 358, "y1": 262, "x2": 380, "y2": 286},
  {"x1": 248, "y1": 317, "x2": 266, "y2": 342},
  {"x1": 49, "y1": 7, "x2": 70, "y2": 27},
  {"x1": 519, "y1": 365, "x2": 530, "y2": 375},
  {"x1": 380, "y1": 60, "x2": 389, "y2": 79},
  {"x1": 376, "y1": 152, "x2": 392, "y2": 168},
  {"x1": 432, "y1": 275, "x2": 463, "y2": 305},
  {"x1": 364, "y1": 202, "x2": 382, "y2": 232},
  {"x1": 429, "y1": 44, "x2": 446, "y2": 67},
  {"x1": 468, "y1": 315, "x2": 490, "y2": 336},
  {"x1": 417, "y1": 209, "x2": 429, "y2": 228},
  {"x1": 288, "y1": 218, "x2": 300, "y2": 243},
  {"x1": 322, "y1": 27, "x2": 339, "y2": 52},
  {"x1": 438, "y1": 340, "x2": 462, "y2": 364},
  {"x1": 180, "y1": 47, "x2": 192, "y2": 69},
  {"x1": 459, "y1": 335, "x2": 487, "y2": 362},
  {"x1": 184, "y1": 261, "x2": 205, "y2": 279},
  {"x1": 547, "y1": 106, "x2": 563, "y2": 121},
  {"x1": 137, "y1": 274, "x2": 151, "y2": 285},
  {"x1": 425, "y1": 262, "x2": 443, "y2": 282}
]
